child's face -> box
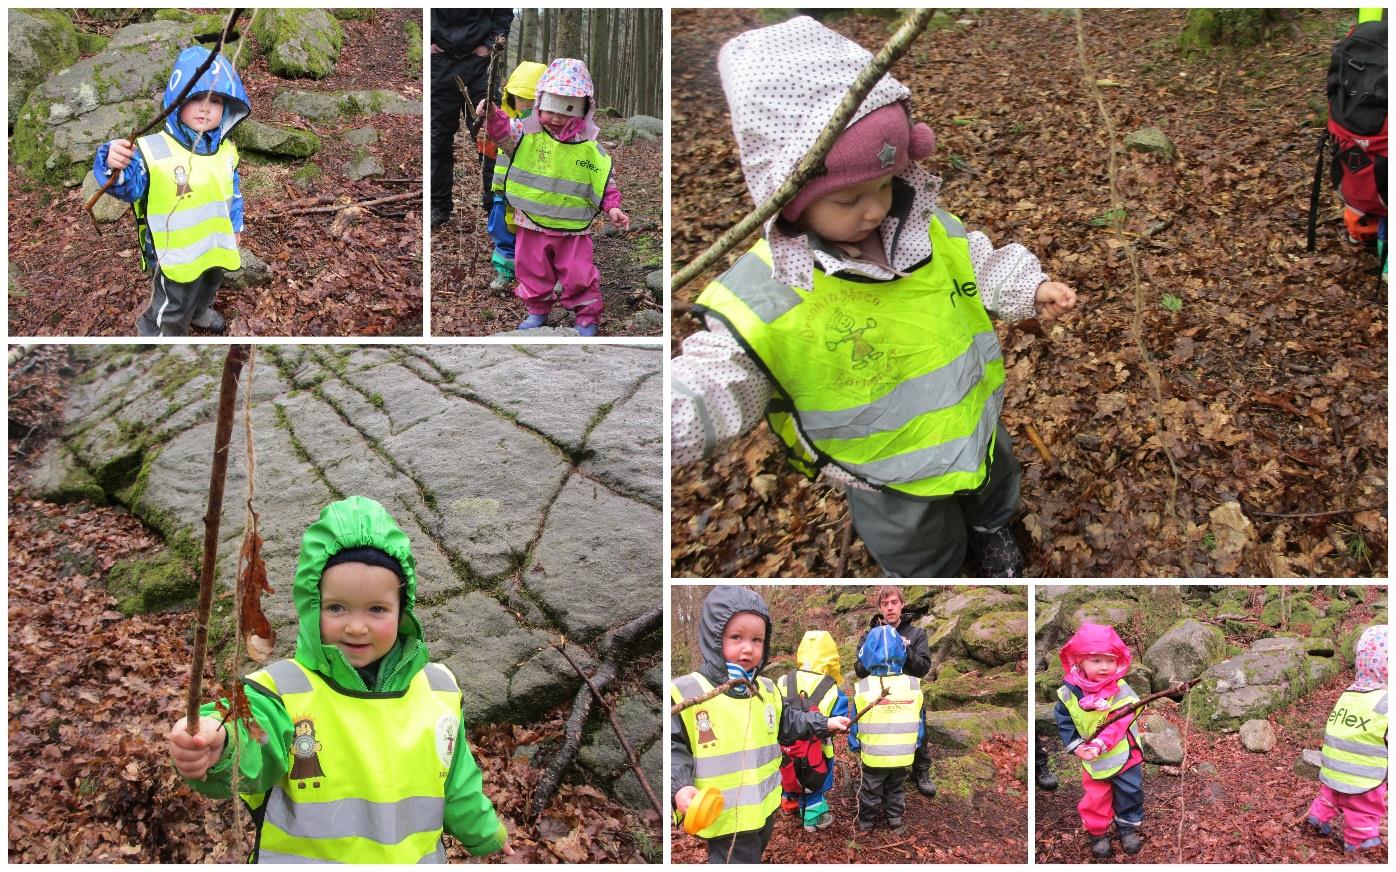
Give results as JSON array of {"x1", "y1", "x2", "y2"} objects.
[
  {"x1": 1079, "y1": 654, "x2": 1119, "y2": 681},
  {"x1": 538, "y1": 109, "x2": 574, "y2": 137},
  {"x1": 179, "y1": 93, "x2": 225, "y2": 133},
  {"x1": 722, "y1": 612, "x2": 766, "y2": 673},
  {"x1": 879, "y1": 593, "x2": 904, "y2": 626},
  {"x1": 801, "y1": 174, "x2": 895, "y2": 244},
  {"x1": 515, "y1": 97, "x2": 535, "y2": 113},
  {"x1": 319, "y1": 562, "x2": 401, "y2": 667}
]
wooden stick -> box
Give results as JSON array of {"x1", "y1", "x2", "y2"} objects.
[
  {"x1": 833, "y1": 513, "x2": 855, "y2": 577},
  {"x1": 1083, "y1": 677, "x2": 1202, "y2": 743},
  {"x1": 1240, "y1": 500, "x2": 1384, "y2": 520},
  {"x1": 86, "y1": 8, "x2": 246, "y2": 231},
  {"x1": 670, "y1": 676, "x2": 760, "y2": 715},
  {"x1": 551, "y1": 639, "x2": 663, "y2": 817},
  {"x1": 274, "y1": 191, "x2": 421, "y2": 217},
  {"x1": 185, "y1": 345, "x2": 250, "y2": 732},
  {"x1": 669, "y1": 9, "x2": 936, "y2": 295},
  {"x1": 848, "y1": 683, "x2": 891, "y2": 725},
  {"x1": 1022, "y1": 421, "x2": 1058, "y2": 473}
]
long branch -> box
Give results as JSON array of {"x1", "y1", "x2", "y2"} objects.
[
  {"x1": 1083, "y1": 677, "x2": 1203, "y2": 743},
  {"x1": 669, "y1": 8, "x2": 935, "y2": 296},
  {"x1": 551, "y1": 640, "x2": 662, "y2": 817},
  {"x1": 85, "y1": 8, "x2": 245, "y2": 229},
  {"x1": 186, "y1": 345, "x2": 250, "y2": 732},
  {"x1": 849, "y1": 683, "x2": 891, "y2": 725},
  {"x1": 670, "y1": 677, "x2": 760, "y2": 715},
  {"x1": 274, "y1": 191, "x2": 421, "y2": 217}
]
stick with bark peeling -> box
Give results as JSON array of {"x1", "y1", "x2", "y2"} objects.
[
  {"x1": 669, "y1": 676, "x2": 761, "y2": 715},
  {"x1": 669, "y1": 8, "x2": 936, "y2": 296},
  {"x1": 1083, "y1": 677, "x2": 1202, "y2": 743},
  {"x1": 552, "y1": 639, "x2": 663, "y2": 817},
  {"x1": 185, "y1": 345, "x2": 250, "y2": 733},
  {"x1": 848, "y1": 683, "x2": 891, "y2": 725}
]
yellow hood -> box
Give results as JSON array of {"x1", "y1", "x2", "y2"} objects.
[
  {"x1": 797, "y1": 630, "x2": 842, "y2": 684},
  {"x1": 503, "y1": 61, "x2": 548, "y2": 117}
]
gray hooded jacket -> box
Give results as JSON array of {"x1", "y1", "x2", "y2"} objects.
[{"x1": 670, "y1": 585, "x2": 831, "y2": 801}]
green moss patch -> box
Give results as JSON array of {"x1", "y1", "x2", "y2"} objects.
[{"x1": 105, "y1": 550, "x2": 197, "y2": 615}]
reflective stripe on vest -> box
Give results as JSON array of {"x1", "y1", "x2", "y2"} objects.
[
  {"x1": 491, "y1": 150, "x2": 511, "y2": 192},
  {"x1": 1057, "y1": 682, "x2": 1142, "y2": 780},
  {"x1": 135, "y1": 131, "x2": 241, "y2": 283},
  {"x1": 240, "y1": 659, "x2": 460, "y2": 863},
  {"x1": 1320, "y1": 690, "x2": 1388, "y2": 794},
  {"x1": 784, "y1": 670, "x2": 839, "y2": 757},
  {"x1": 693, "y1": 214, "x2": 1005, "y2": 498},
  {"x1": 853, "y1": 675, "x2": 923, "y2": 768},
  {"x1": 504, "y1": 134, "x2": 612, "y2": 231},
  {"x1": 672, "y1": 671, "x2": 783, "y2": 838}
]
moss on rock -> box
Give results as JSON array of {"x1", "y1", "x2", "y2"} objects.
[
  {"x1": 834, "y1": 592, "x2": 866, "y2": 613},
  {"x1": 253, "y1": 9, "x2": 344, "y2": 79},
  {"x1": 929, "y1": 750, "x2": 999, "y2": 798},
  {"x1": 106, "y1": 549, "x2": 197, "y2": 614}
]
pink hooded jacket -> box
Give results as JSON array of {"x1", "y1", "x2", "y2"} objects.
[
  {"x1": 1059, "y1": 623, "x2": 1137, "y2": 754},
  {"x1": 485, "y1": 57, "x2": 620, "y2": 235}
]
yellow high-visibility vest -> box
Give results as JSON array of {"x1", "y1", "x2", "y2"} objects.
[
  {"x1": 853, "y1": 674, "x2": 923, "y2": 768},
  {"x1": 1320, "y1": 689, "x2": 1388, "y2": 794},
  {"x1": 1057, "y1": 682, "x2": 1142, "y2": 780},
  {"x1": 134, "y1": 130, "x2": 240, "y2": 282}
]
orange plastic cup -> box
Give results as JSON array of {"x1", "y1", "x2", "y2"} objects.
[{"x1": 683, "y1": 787, "x2": 724, "y2": 835}]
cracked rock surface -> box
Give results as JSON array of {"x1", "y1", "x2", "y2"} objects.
[{"x1": 36, "y1": 344, "x2": 662, "y2": 801}]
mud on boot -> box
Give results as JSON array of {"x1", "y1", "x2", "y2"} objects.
[
  {"x1": 1118, "y1": 827, "x2": 1142, "y2": 855},
  {"x1": 1090, "y1": 832, "x2": 1113, "y2": 859},
  {"x1": 967, "y1": 524, "x2": 1024, "y2": 577}
]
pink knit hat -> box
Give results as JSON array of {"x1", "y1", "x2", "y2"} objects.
[{"x1": 782, "y1": 102, "x2": 936, "y2": 222}]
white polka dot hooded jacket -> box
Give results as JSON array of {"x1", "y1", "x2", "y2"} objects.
[{"x1": 672, "y1": 16, "x2": 1051, "y2": 475}]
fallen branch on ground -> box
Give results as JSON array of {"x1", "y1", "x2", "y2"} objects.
[
  {"x1": 670, "y1": 9, "x2": 936, "y2": 295},
  {"x1": 273, "y1": 192, "x2": 420, "y2": 217}
]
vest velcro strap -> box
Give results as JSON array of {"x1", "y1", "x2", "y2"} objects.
[
  {"x1": 861, "y1": 742, "x2": 919, "y2": 757},
  {"x1": 720, "y1": 252, "x2": 802, "y2": 324},
  {"x1": 506, "y1": 166, "x2": 602, "y2": 204},
  {"x1": 798, "y1": 331, "x2": 1002, "y2": 442},
  {"x1": 157, "y1": 232, "x2": 239, "y2": 266},
  {"x1": 506, "y1": 195, "x2": 600, "y2": 222},
  {"x1": 841, "y1": 382, "x2": 1003, "y2": 485},
  {"x1": 146, "y1": 198, "x2": 234, "y2": 234},
  {"x1": 1324, "y1": 733, "x2": 1388, "y2": 757},
  {"x1": 139, "y1": 134, "x2": 172, "y2": 161},
  {"x1": 856, "y1": 721, "x2": 916, "y2": 735},
  {"x1": 720, "y1": 770, "x2": 784, "y2": 810},
  {"x1": 692, "y1": 743, "x2": 782, "y2": 779},
  {"x1": 1320, "y1": 753, "x2": 1387, "y2": 780},
  {"x1": 265, "y1": 659, "x2": 312, "y2": 694},
  {"x1": 265, "y1": 790, "x2": 445, "y2": 844}
]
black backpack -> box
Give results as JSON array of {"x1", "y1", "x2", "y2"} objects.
[{"x1": 778, "y1": 672, "x2": 836, "y2": 794}]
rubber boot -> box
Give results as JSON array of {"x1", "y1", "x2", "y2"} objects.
[
  {"x1": 1118, "y1": 827, "x2": 1142, "y2": 855},
  {"x1": 1036, "y1": 767, "x2": 1059, "y2": 791},
  {"x1": 191, "y1": 308, "x2": 226, "y2": 333},
  {"x1": 1090, "y1": 833, "x2": 1113, "y2": 859},
  {"x1": 519, "y1": 313, "x2": 547, "y2": 330},
  {"x1": 968, "y1": 524, "x2": 1024, "y2": 577}
]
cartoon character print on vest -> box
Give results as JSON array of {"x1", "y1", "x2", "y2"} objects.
[
  {"x1": 289, "y1": 716, "x2": 325, "y2": 788},
  {"x1": 174, "y1": 165, "x2": 191, "y2": 197},
  {"x1": 695, "y1": 709, "x2": 718, "y2": 745},
  {"x1": 825, "y1": 310, "x2": 884, "y2": 369},
  {"x1": 435, "y1": 714, "x2": 459, "y2": 773}
]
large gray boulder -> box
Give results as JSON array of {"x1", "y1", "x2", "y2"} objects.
[
  {"x1": 231, "y1": 119, "x2": 321, "y2": 158},
  {"x1": 9, "y1": 10, "x2": 80, "y2": 125},
  {"x1": 273, "y1": 88, "x2": 420, "y2": 121},
  {"x1": 626, "y1": 114, "x2": 663, "y2": 136},
  {"x1": 1144, "y1": 618, "x2": 1225, "y2": 691},
  {"x1": 1138, "y1": 714, "x2": 1183, "y2": 764},
  {"x1": 12, "y1": 20, "x2": 195, "y2": 185},
  {"x1": 1190, "y1": 636, "x2": 1342, "y2": 730},
  {"x1": 960, "y1": 610, "x2": 1028, "y2": 666},
  {"x1": 252, "y1": 9, "x2": 343, "y2": 79}
]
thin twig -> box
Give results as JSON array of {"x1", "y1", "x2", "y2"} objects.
[
  {"x1": 86, "y1": 9, "x2": 246, "y2": 230},
  {"x1": 186, "y1": 345, "x2": 250, "y2": 731},
  {"x1": 670, "y1": 9, "x2": 936, "y2": 295},
  {"x1": 1022, "y1": 421, "x2": 1058, "y2": 474},
  {"x1": 1239, "y1": 500, "x2": 1384, "y2": 520},
  {"x1": 833, "y1": 513, "x2": 855, "y2": 577},
  {"x1": 848, "y1": 683, "x2": 891, "y2": 725},
  {"x1": 670, "y1": 677, "x2": 760, "y2": 715},
  {"x1": 551, "y1": 639, "x2": 662, "y2": 817},
  {"x1": 1083, "y1": 677, "x2": 1202, "y2": 743},
  {"x1": 274, "y1": 192, "x2": 421, "y2": 217}
]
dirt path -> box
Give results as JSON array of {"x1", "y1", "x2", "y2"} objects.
[
  {"x1": 430, "y1": 128, "x2": 663, "y2": 336},
  {"x1": 670, "y1": 8, "x2": 1386, "y2": 578},
  {"x1": 8, "y1": 10, "x2": 423, "y2": 337},
  {"x1": 672, "y1": 736, "x2": 1026, "y2": 863}
]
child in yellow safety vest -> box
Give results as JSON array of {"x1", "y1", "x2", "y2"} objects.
[
  {"x1": 1053, "y1": 622, "x2": 1144, "y2": 859},
  {"x1": 479, "y1": 57, "x2": 631, "y2": 337},
  {"x1": 1306, "y1": 624, "x2": 1387, "y2": 853},
  {"x1": 848, "y1": 625, "x2": 924, "y2": 833},
  {"x1": 165, "y1": 496, "x2": 512, "y2": 862},
  {"x1": 778, "y1": 630, "x2": 850, "y2": 831},
  {"x1": 485, "y1": 61, "x2": 547, "y2": 291},
  {"x1": 95, "y1": 46, "x2": 250, "y2": 337},
  {"x1": 671, "y1": 586, "x2": 851, "y2": 863},
  {"x1": 671, "y1": 17, "x2": 1080, "y2": 577}
]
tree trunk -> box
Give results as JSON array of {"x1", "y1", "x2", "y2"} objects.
[
  {"x1": 541, "y1": 9, "x2": 552, "y2": 65},
  {"x1": 556, "y1": 9, "x2": 584, "y2": 63},
  {"x1": 1178, "y1": 8, "x2": 1289, "y2": 54}
]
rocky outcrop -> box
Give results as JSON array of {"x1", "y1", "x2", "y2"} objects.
[
  {"x1": 231, "y1": 119, "x2": 321, "y2": 158},
  {"x1": 1189, "y1": 636, "x2": 1341, "y2": 730},
  {"x1": 1144, "y1": 618, "x2": 1225, "y2": 691},
  {"x1": 273, "y1": 88, "x2": 420, "y2": 121},
  {"x1": 9, "y1": 9, "x2": 80, "y2": 126},
  {"x1": 252, "y1": 9, "x2": 344, "y2": 79}
]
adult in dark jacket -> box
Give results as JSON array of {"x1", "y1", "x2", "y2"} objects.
[
  {"x1": 430, "y1": 9, "x2": 513, "y2": 228},
  {"x1": 853, "y1": 586, "x2": 936, "y2": 796}
]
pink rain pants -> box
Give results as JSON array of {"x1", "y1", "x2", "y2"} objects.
[
  {"x1": 1307, "y1": 782, "x2": 1387, "y2": 848},
  {"x1": 514, "y1": 227, "x2": 603, "y2": 328}
]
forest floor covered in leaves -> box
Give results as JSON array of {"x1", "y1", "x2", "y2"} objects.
[
  {"x1": 8, "y1": 10, "x2": 423, "y2": 337},
  {"x1": 1036, "y1": 592, "x2": 1387, "y2": 864},
  {"x1": 671, "y1": 8, "x2": 1386, "y2": 578},
  {"x1": 430, "y1": 126, "x2": 663, "y2": 336},
  {"x1": 671, "y1": 735, "x2": 1027, "y2": 864},
  {"x1": 6, "y1": 347, "x2": 658, "y2": 863}
]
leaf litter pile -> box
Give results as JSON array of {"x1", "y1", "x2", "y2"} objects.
[
  {"x1": 671, "y1": 735, "x2": 1027, "y2": 863},
  {"x1": 1036, "y1": 592, "x2": 1387, "y2": 864},
  {"x1": 8, "y1": 10, "x2": 423, "y2": 337},
  {"x1": 670, "y1": 8, "x2": 1386, "y2": 578},
  {"x1": 430, "y1": 120, "x2": 664, "y2": 336},
  {"x1": 7, "y1": 347, "x2": 658, "y2": 863}
]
